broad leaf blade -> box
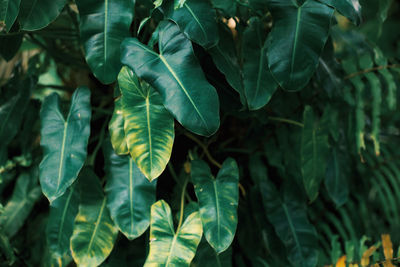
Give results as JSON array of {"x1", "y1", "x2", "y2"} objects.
[
  {"x1": 70, "y1": 168, "x2": 118, "y2": 266},
  {"x1": 76, "y1": 0, "x2": 134, "y2": 84},
  {"x1": 18, "y1": 0, "x2": 67, "y2": 30},
  {"x1": 119, "y1": 66, "x2": 175, "y2": 180},
  {"x1": 121, "y1": 20, "x2": 220, "y2": 137},
  {"x1": 104, "y1": 141, "x2": 157, "y2": 240},
  {"x1": 320, "y1": 0, "x2": 362, "y2": 25},
  {"x1": 266, "y1": 0, "x2": 334, "y2": 91},
  {"x1": 39, "y1": 87, "x2": 91, "y2": 202},
  {"x1": 144, "y1": 200, "x2": 203, "y2": 266},
  {"x1": 0, "y1": 0, "x2": 21, "y2": 32},
  {"x1": 109, "y1": 97, "x2": 129, "y2": 155},
  {"x1": 191, "y1": 158, "x2": 239, "y2": 253}
]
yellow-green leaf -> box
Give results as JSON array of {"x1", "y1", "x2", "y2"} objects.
[{"x1": 109, "y1": 97, "x2": 129, "y2": 155}]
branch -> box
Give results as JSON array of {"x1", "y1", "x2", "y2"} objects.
[{"x1": 344, "y1": 64, "x2": 400, "y2": 80}]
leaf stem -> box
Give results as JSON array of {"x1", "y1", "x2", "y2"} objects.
[
  {"x1": 167, "y1": 163, "x2": 191, "y2": 202},
  {"x1": 88, "y1": 117, "x2": 109, "y2": 166},
  {"x1": 268, "y1": 116, "x2": 304, "y2": 127},
  {"x1": 344, "y1": 64, "x2": 400, "y2": 80},
  {"x1": 176, "y1": 176, "x2": 189, "y2": 233}
]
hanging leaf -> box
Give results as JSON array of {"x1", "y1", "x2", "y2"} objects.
[
  {"x1": 144, "y1": 200, "x2": 203, "y2": 266},
  {"x1": 0, "y1": 172, "x2": 41, "y2": 238},
  {"x1": 266, "y1": 0, "x2": 334, "y2": 91},
  {"x1": 109, "y1": 97, "x2": 129, "y2": 155},
  {"x1": 320, "y1": 0, "x2": 362, "y2": 25},
  {"x1": 243, "y1": 17, "x2": 277, "y2": 110},
  {"x1": 46, "y1": 185, "x2": 79, "y2": 258},
  {"x1": 76, "y1": 0, "x2": 134, "y2": 84},
  {"x1": 192, "y1": 237, "x2": 233, "y2": 267},
  {"x1": 104, "y1": 141, "x2": 157, "y2": 240},
  {"x1": 121, "y1": 20, "x2": 220, "y2": 137},
  {"x1": 118, "y1": 66, "x2": 174, "y2": 180},
  {"x1": 325, "y1": 147, "x2": 349, "y2": 207},
  {"x1": 18, "y1": 0, "x2": 67, "y2": 30},
  {"x1": 0, "y1": 0, "x2": 21, "y2": 32},
  {"x1": 301, "y1": 106, "x2": 329, "y2": 202},
  {"x1": 39, "y1": 87, "x2": 91, "y2": 202},
  {"x1": 191, "y1": 158, "x2": 239, "y2": 253},
  {"x1": 70, "y1": 168, "x2": 118, "y2": 266}
]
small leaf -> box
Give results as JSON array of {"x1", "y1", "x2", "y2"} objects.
[
  {"x1": 325, "y1": 147, "x2": 349, "y2": 207},
  {"x1": 109, "y1": 97, "x2": 129, "y2": 155},
  {"x1": 39, "y1": 87, "x2": 91, "y2": 202},
  {"x1": 144, "y1": 200, "x2": 203, "y2": 266},
  {"x1": 211, "y1": 0, "x2": 236, "y2": 16},
  {"x1": 381, "y1": 234, "x2": 395, "y2": 267},
  {"x1": 320, "y1": 0, "x2": 362, "y2": 25},
  {"x1": 361, "y1": 245, "x2": 379, "y2": 267},
  {"x1": 18, "y1": 0, "x2": 67, "y2": 30},
  {"x1": 335, "y1": 255, "x2": 346, "y2": 267},
  {"x1": 191, "y1": 158, "x2": 239, "y2": 253},
  {"x1": 0, "y1": 0, "x2": 21, "y2": 31}
]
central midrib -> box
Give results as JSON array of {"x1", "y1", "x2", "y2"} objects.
[
  {"x1": 213, "y1": 180, "x2": 221, "y2": 243},
  {"x1": 289, "y1": 7, "x2": 302, "y2": 84},
  {"x1": 129, "y1": 159, "x2": 134, "y2": 235},
  {"x1": 56, "y1": 121, "x2": 68, "y2": 193},
  {"x1": 103, "y1": 0, "x2": 109, "y2": 75},
  {"x1": 87, "y1": 198, "x2": 107, "y2": 252},
  {"x1": 57, "y1": 188, "x2": 74, "y2": 248},
  {"x1": 184, "y1": 3, "x2": 207, "y2": 42},
  {"x1": 145, "y1": 92, "x2": 153, "y2": 174}
]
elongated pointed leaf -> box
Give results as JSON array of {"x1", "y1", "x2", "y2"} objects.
[
  {"x1": 243, "y1": 17, "x2": 277, "y2": 110},
  {"x1": 0, "y1": 0, "x2": 21, "y2": 32},
  {"x1": 109, "y1": 97, "x2": 129, "y2": 155},
  {"x1": 104, "y1": 141, "x2": 157, "y2": 240},
  {"x1": 70, "y1": 168, "x2": 118, "y2": 267},
  {"x1": 301, "y1": 106, "x2": 329, "y2": 202},
  {"x1": 119, "y1": 66, "x2": 175, "y2": 180},
  {"x1": 39, "y1": 87, "x2": 91, "y2": 202},
  {"x1": 0, "y1": 172, "x2": 41, "y2": 238},
  {"x1": 76, "y1": 0, "x2": 134, "y2": 84},
  {"x1": 46, "y1": 185, "x2": 79, "y2": 257},
  {"x1": 144, "y1": 200, "x2": 202, "y2": 266},
  {"x1": 18, "y1": 0, "x2": 67, "y2": 30},
  {"x1": 320, "y1": 0, "x2": 362, "y2": 25},
  {"x1": 164, "y1": 0, "x2": 219, "y2": 49},
  {"x1": 191, "y1": 158, "x2": 239, "y2": 253},
  {"x1": 121, "y1": 20, "x2": 220, "y2": 137},
  {"x1": 325, "y1": 147, "x2": 349, "y2": 207},
  {"x1": 266, "y1": 0, "x2": 334, "y2": 91}
]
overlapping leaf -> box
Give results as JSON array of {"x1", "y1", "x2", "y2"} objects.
[
  {"x1": 121, "y1": 20, "x2": 220, "y2": 137},
  {"x1": 320, "y1": 0, "x2": 362, "y2": 25},
  {"x1": 18, "y1": 0, "x2": 67, "y2": 30},
  {"x1": 76, "y1": 0, "x2": 134, "y2": 84},
  {"x1": 0, "y1": 0, "x2": 21, "y2": 31},
  {"x1": 191, "y1": 158, "x2": 239, "y2": 253},
  {"x1": 118, "y1": 66, "x2": 174, "y2": 180},
  {"x1": 109, "y1": 97, "x2": 129, "y2": 155},
  {"x1": 39, "y1": 87, "x2": 91, "y2": 202},
  {"x1": 104, "y1": 141, "x2": 157, "y2": 240},
  {"x1": 144, "y1": 200, "x2": 202, "y2": 266}
]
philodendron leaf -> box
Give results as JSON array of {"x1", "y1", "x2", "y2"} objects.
[
  {"x1": 163, "y1": 0, "x2": 219, "y2": 49},
  {"x1": 46, "y1": 185, "x2": 79, "y2": 259},
  {"x1": 191, "y1": 158, "x2": 239, "y2": 253},
  {"x1": 109, "y1": 97, "x2": 129, "y2": 155},
  {"x1": 320, "y1": 0, "x2": 362, "y2": 25},
  {"x1": 18, "y1": 0, "x2": 67, "y2": 30},
  {"x1": 39, "y1": 87, "x2": 91, "y2": 202},
  {"x1": 70, "y1": 168, "x2": 118, "y2": 267},
  {"x1": 243, "y1": 17, "x2": 277, "y2": 110},
  {"x1": 0, "y1": 172, "x2": 41, "y2": 238},
  {"x1": 104, "y1": 141, "x2": 157, "y2": 240},
  {"x1": 121, "y1": 20, "x2": 220, "y2": 137},
  {"x1": 144, "y1": 200, "x2": 203, "y2": 266},
  {"x1": 118, "y1": 66, "x2": 175, "y2": 180},
  {"x1": 0, "y1": 0, "x2": 21, "y2": 32},
  {"x1": 301, "y1": 106, "x2": 329, "y2": 202},
  {"x1": 266, "y1": 0, "x2": 334, "y2": 91},
  {"x1": 76, "y1": 0, "x2": 134, "y2": 84},
  {"x1": 325, "y1": 147, "x2": 349, "y2": 207}
]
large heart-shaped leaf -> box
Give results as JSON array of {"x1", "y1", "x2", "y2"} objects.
[
  {"x1": 121, "y1": 20, "x2": 220, "y2": 137},
  {"x1": 46, "y1": 185, "x2": 79, "y2": 258},
  {"x1": 0, "y1": 0, "x2": 21, "y2": 32},
  {"x1": 301, "y1": 106, "x2": 329, "y2": 202},
  {"x1": 70, "y1": 168, "x2": 118, "y2": 266},
  {"x1": 191, "y1": 158, "x2": 239, "y2": 253},
  {"x1": 144, "y1": 200, "x2": 203, "y2": 266},
  {"x1": 76, "y1": 0, "x2": 134, "y2": 84},
  {"x1": 39, "y1": 87, "x2": 91, "y2": 202},
  {"x1": 320, "y1": 0, "x2": 362, "y2": 25},
  {"x1": 118, "y1": 66, "x2": 175, "y2": 181},
  {"x1": 104, "y1": 141, "x2": 157, "y2": 240},
  {"x1": 243, "y1": 17, "x2": 277, "y2": 110},
  {"x1": 109, "y1": 96, "x2": 129, "y2": 155},
  {"x1": 18, "y1": 0, "x2": 67, "y2": 30},
  {"x1": 266, "y1": 0, "x2": 334, "y2": 91}
]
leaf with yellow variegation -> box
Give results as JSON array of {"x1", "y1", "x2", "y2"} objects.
[
  {"x1": 382, "y1": 234, "x2": 395, "y2": 267},
  {"x1": 109, "y1": 97, "x2": 129, "y2": 155},
  {"x1": 335, "y1": 255, "x2": 346, "y2": 267}
]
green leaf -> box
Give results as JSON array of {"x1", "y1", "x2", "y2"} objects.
[
  {"x1": 18, "y1": 0, "x2": 67, "y2": 30},
  {"x1": 0, "y1": 31, "x2": 23, "y2": 61},
  {"x1": 104, "y1": 141, "x2": 157, "y2": 240},
  {"x1": 121, "y1": 20, "x2": 220, "y2": 137},
  {"x1": 109, "y1": 97, "x2": 129, "y2": 155},
  {"x1": 39, "y1": 87, "x2": 91, "y2": 202},
  {"x1": 76, "y1": 0, "x2": 134, "y2": 84},
  {"x1": 325, "y1": 147, "x2": 349, "y2": 207},
  {"x1": 211, "y1": 0, "x2": 236, "y2": 16},
  {"x1": 46, "y1": 185, "x2": 79, "y2": 258},
  {"x1": 0, "y1": 0, "x2": 21, "y2": 32},
  {"x1": 0, "y1": 172, "x2": 41, "y2": 238},
  {"x1": 0, "y1": 233, "x2": 15, "y2": 265},
  {"x1": 191, "y1": 158, "x2": 239, "y2": 253},
  {"x1": 144, "y1": 200, "x2": 203, "y2": 266},
  {"x1": 192, "y1": 237, "x2": 233, "y2": 267},
  {"x1": 243, "y1": 17, "x2": 277, "y2": 110},
  {"x1": 266, "y1": 0, "x2": 334, "y2": 91},
  {"x1": 70, "y1": 168, "x2": 118, "y2": 267},
  {"x1": 118, "y1": 66, "x2": 175, "y2": 180},
  {"x1": 164, "y1": 0, "x2": 219, "y2": 49},
  {"x1": 320, "y1": 0, "x2": 362, "y2": 25}
]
